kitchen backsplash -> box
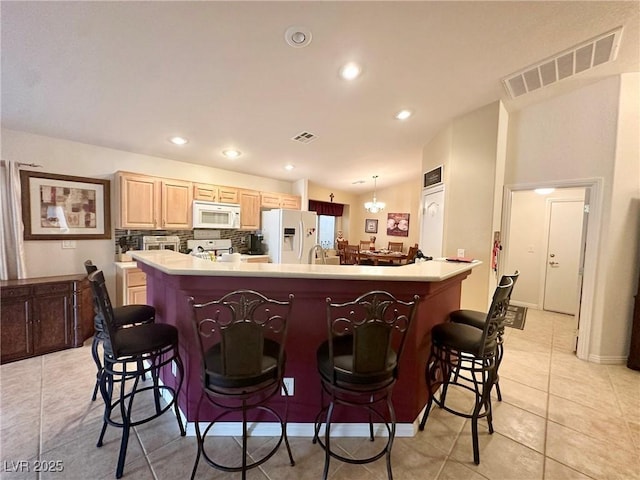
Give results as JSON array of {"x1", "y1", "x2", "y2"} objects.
[{"x1": 114, "y1": 229, "x2": 254, "y2": 254}]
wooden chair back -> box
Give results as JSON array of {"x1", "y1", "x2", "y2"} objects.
[
  {"x1": 388, "y1": 242, "x2": 404, "y2": 252},
  {"x1": 343, "y1": 245, "x2": 360, "y2": 265}
]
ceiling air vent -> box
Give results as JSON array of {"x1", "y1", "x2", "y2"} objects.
[
  {"x1": 503, "y1": 27, "x2": 623, "y2": 99},
  {"x1": 291, "y1": 131, "x2": 317, "y2": 144}
]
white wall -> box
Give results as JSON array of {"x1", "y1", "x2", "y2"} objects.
[
  {"x1": 506, "y1": 74, "x2": 640, "y2": 362},
  {"x1": 1, "y1": 128, "x2": 296, "y2": 288},
  {"x1": 423, "y1": 101, "x2": 505, "y2": 311},
  {"x1": 504, "y1": 188, "x2": 586, "y2": 307}
]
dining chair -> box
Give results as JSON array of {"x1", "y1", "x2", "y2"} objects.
[
  {"x1": 359, "y1": 240, "x2": 371, "y2": 251},
  {"x1": 343, "y1": 245, "x2": 360, "y2": 265},
  {"x1": 387, "y1": 242, "x2": 404, "y2": 252}
]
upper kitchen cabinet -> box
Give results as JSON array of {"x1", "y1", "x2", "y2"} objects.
[
  {"x1": 238, "y1": 189, "x2": 261, "y2": 230},
  {"x1": 161, "y1": 178, "x2": 193, "y2": 229},
  {"x1": 193, "y1": 183, "x2": 239, "y2": 204},
  {"x1": 116, "y1": 171, "x2": 192, "y2": 230},
  {"x1": 281, "y1": 194, "x2": 301, "y2": 210},
  {"x1": 260, "y1": 192, "x2": 301, "y2": 210},
  {"x1": 218, "y1": 186, "x2": 239, "y2": 204},
  {"x1": 193, "y1": 183, "x2": 219, "y2": 202}
]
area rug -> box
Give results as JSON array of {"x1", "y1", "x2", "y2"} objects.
[{"x1": 504, "y1": 305, "x2": 527, "y2": 330}]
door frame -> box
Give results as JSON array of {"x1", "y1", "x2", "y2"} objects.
[
  {"x1": 502, "y1": 177, "x2": 603, "y2": 361},
  {"x1": 540, "y1": 196, "x2": 585, "y2": 313}
]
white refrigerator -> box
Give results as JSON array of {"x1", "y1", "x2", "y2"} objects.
[{"x1": 261, "y1": 209, "x2": 318, "y2": 264}]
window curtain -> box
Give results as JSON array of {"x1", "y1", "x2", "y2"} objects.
[
  {"x1": 308, "y1": 200, "x2": 344, "y2": 217},
  {"x1": 0, "y1": 161, "x2": 27, "y2": 279}
]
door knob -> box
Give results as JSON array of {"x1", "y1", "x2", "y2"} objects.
[
  {"x1": 549, "y1": 261, "x2": 559, "y2": 266},
  {"x1": 549, "y1": 253, "x2": 556, "y2": 258}
]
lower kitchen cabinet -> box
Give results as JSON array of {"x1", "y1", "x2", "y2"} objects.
[
  {"x1": 0, "y1": 274, "x2": 94, "y2": 364},
  {"x1": 115, "y1": 263, "x2": 147, "y2": 306}
]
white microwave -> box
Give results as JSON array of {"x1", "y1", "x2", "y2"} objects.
[{"x1": 192, "y1": 201, "x2": 241, "y2": 229}]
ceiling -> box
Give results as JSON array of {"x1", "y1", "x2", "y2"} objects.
[{"x1": 2, "y1": 1, "x2": 639, "y2": 193}]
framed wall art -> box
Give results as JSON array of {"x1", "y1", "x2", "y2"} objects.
[
  {"x1": 365, "y1": 218, "x2": 378, "y2": 234},
  {"x1": 387, "y1": 213, "x2": 410, "y2": 237},
  {"x1": 20, "y1": 170, "x2": 111, "y2": 240}
]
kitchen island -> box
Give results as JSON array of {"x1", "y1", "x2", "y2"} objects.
[{"x1": 130, "y1": 250, "x2": 480, "y2": 436}]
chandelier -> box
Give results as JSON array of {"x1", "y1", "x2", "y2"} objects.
[{"x1": 364, "y1": 175, "x2": 386, "y2": 213}]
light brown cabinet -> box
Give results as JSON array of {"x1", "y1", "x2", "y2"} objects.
[
  {"x1": 193, "y1": 183, "x2": 219, "y2": 202},
  {"x1": 281, "y1": 194, "x2": 301, "y2": 210},
  {"x1": 116, "y1": 171, "x2": 192, "y2": 229},
  {"x1": 238, "y1": 189, "x2": 261, "y2": 230},
  {"x1": 193, "y1": 183, "x2": 239, "y2": 204},
  {"x1": 260, "y1": 191, "x2": 301, "y2": 210},
  {"x1": 115, "y1": 264, "x2": 147, "y2": 307},
  {"x1": 0, "y1": 275, "x2": 94, "y2": 364}
]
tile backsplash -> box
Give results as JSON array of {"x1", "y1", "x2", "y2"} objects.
[{"x1": 114, "y1": 229, "x2": 254, "y2": 254}]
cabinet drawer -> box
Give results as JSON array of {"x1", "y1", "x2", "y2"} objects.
[
  {"x1": 1, "y1": 286, "x2": 31, "y2": 299},
  {"x1": 126, "y1": 269, "x2": 147, "y2": 287},
  {"x1": 33, "y1": 283, "x2": 71, "y2": 296}
]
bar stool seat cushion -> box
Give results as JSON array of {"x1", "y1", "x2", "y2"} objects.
[
  {"x1": 316, "y1": 335, "x2": 397, "y2": 387},
  {"x1": 112, "y1": 323, "x2": 178, "y2": 357},
  {"x1": 449, "y1": 309, "x2": 486, "y2": 330},
  {"x1": 432, "y1": 322, "x2": 496, "y2": 356},
  {"x1": 203, "y1": 338, "x2": 281, "y2": 389}
]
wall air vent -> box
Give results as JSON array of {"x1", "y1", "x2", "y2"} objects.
[
  {"x1": 291, "y1": 131, "x2": 317, "y2": 144},
  {"x1": 503, "y1": 27, "x2": 623, "y2": 99}
]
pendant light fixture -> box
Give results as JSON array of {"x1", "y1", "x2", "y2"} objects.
[{"x1": 364, "y1": 175, "x2": 386, "y2": 213}]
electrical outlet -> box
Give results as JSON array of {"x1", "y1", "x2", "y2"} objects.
[
  {"x1": 62, "y1": 240, "x2": 76, "y2": 249},
  {"x1": 171, "y1": 360, "x2": 177, "y2": 377},
  {"x1": 457, "y1": 248, "x2": 465, "y2": 258},
  {"x1": 281, "y1": 377, "x2": 294, "y2": 396}
]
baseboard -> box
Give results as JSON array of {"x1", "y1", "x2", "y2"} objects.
[
  {"x1": 587, "y1": 354, "x2": 627, "y2": 365},
  {"x1": 184, "y1": 420, "x2": 419, "y2": 438},
  {"x1": 155, "y1": 363, "x2": 425, "y2": 438}
]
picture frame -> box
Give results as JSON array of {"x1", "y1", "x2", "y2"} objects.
[
  {"x1": 387, "y1": 213, "x2": 410, "y2": 237},
  {"x1": 20, "y1": 170, "x2": 111, "y2": 240},
  {"x1": 365, "y1": 218, "x2": 378, "y2": 234}
]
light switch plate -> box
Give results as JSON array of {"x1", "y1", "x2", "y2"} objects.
[
  {"x1": 62, "y1": 240, "x2": 76, "y2": 249},
  {"x1": 457, "y1": 248, "x2": 465, "y2": 258}
]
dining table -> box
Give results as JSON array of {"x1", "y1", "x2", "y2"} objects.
[{"x1": 359, "y1": 250, "x2": 408, "y2": 265}]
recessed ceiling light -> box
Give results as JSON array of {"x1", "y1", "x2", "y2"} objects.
[
  {"x1": 169, "y1": 136, "x2": 188, "y2": 145},
  {"x1": 284, "y1": 164, "x2": 295, "y2": 171},
  {"x1": 222, "y1": 149, "x2": 241, "y2": 159},
  {"x1": 395, "y1": 110, "x2": 412, "y2": 120},
  {"x1": 339, "y1": 62, "x2": 362, "y2": 81},
  {"x1": 285, "y1": 26, "x2": 312, "y2": 48}
]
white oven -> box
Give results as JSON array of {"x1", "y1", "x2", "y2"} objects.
[
  {"x1": 142, "y1": 235, "x2": 181, "y2": 251},
  {"x1": 192, "y1": 201, "x2": 241, "y2": 229}
]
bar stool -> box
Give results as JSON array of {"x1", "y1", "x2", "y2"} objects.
[
  {"x1": 449, "y1": 271, "x2": 519, "y2": 400},
  {"x1": 188, "y1": 290, "x2": 295, "y2": 480},
  {"x1": 419, "y1": 279, "x2": 514, "y2": 465},
  {"x1": 313, "y1": 291, "x2": 419, "y2": 480},
  {"x1": 88, "y1": 270, "x2": 185, "y2": 478},
  {"x1": 84, "y1": 260, "x2": 155, "y2": 401}
]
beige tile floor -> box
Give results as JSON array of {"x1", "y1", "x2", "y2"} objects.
[{"x1": 1, "y1": 309, "x2": 639, "y2": 479}]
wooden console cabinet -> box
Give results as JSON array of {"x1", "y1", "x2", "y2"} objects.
[{"x1": 0, "y1": 274, "x2": 94, "y2": 364}]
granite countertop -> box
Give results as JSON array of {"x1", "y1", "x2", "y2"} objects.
[{"x1": 130, "y1": 250, "x2": 480, "y2": 282}]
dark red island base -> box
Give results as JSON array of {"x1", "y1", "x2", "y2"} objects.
[{"x1": 132, "y1": 251, "x2": 477, "y2": 436}]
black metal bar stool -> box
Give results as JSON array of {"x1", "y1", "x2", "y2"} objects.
[
  {"x1": 448, "y1": 271, "x2": 519, "y2": 400},
  {"x1": 88, "y1": 270, "x2": 185, "y2": 479},
  {"x1": 419, "y1": 278, "x2": 514, "y2": 465},
  {"x1": 84, "y1": 260, "x2": 155, "y2": 401},
  {"x1": 188, "y1": 289, "x2": 295, "y2": 480},
  {"x1": 313, "y1": 291, "x2": 419, "y2": 480}
]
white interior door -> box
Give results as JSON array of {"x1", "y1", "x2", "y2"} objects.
[
  {"x1": 420, "y1": 186, "x2": 444, "y2": 258},
  {"x1": 543, "y1": 200, "x2": 584, "y2": 314}
]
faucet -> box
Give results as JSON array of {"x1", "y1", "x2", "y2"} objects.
[{"x1": 308, "y1": 244, "x2": 326, "y2": 264}]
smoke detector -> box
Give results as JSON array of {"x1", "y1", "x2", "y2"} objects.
[{"x1": 285, "y1": 26, "x2": 312, "y2": 48}]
